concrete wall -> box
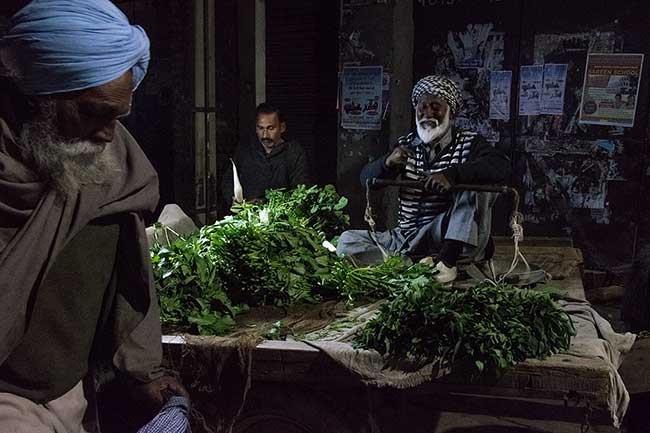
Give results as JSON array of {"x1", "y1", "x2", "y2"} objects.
[{"x1": 337, "y1": 1, "x2": 414, "y2": 229}]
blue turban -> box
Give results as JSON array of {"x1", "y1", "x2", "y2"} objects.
[{"x1": 0, "y1": 0, "x2": 150, "y2": 95}]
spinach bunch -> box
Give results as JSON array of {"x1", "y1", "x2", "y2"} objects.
[
  {"x1": 263, "y1": 184, "x2": 350, "y2": 239},
  {"x1": 152, "y1": 185, "x2": 350, "y2": 334},
  {"x1": 324, "y1": 256, "x2": 438, "y2": 305},
  {"x1": 355, "y1": 282, "x2": 576, "y2": 373},
  {"x1": 205, "y1": 215, "x2": 336, "y2": 306},
  {"x1": 150, "y1": 233, "x2": 242, "y2": 335}
]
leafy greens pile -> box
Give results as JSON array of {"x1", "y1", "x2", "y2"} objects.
[
  {"x1": 354, "y1": 282, "x2": 576, "y2": 373},
  {"x1": 151, "y1": 184, "x2": 576, "y2": 374},
  {"x1": 262, "y1": 184, "x2": 350, "y2": 239},
  {"x1": 151, "y1": 184, "x2": 410, "y2": 333},
  {"x1": 150, "y1": 232, "x2": 242, "y2": 335}
]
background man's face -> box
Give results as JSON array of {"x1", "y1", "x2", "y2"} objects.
[
  {"x1": 415, "y1": 94, "x2": 449, "y2": 123},
  {"x1": 415, "y1": 94, "x2": 452, "y2": 144},
  {"x1": 256, "y1": 112, "x2": 286, "y2": 149},
  {"x1": 53, "y1": 70, "x2": 134, "y2": 144}
]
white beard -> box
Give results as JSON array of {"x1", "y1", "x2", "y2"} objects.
[
  {"x1": 416, "y1": 110, "x2": 451, "y2": 145},
  {"x1": 15, "y1": 101, "x2": 122, "y2": 197}
]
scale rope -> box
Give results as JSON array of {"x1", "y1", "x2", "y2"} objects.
[{"x1": 364, "y1": 178, "x2": 535, "y2": 285}]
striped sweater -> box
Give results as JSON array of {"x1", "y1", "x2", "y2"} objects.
[{"x1": 360, "y1": 128, "x2": 511, "y2": 231}]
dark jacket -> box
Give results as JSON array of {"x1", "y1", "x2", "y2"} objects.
[
  {"x1": 360, "y1": 130, "x2": 510, "y2": 187},
  {"x1": 360, "y1": 129, "x2": 511, "y2": 230},
  {"x1": 223, "y1": 137, "x2": 309, "y2": 206}
]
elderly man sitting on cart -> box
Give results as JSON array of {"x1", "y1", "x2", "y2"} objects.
[{"x1": 337, "y1": 75, "x2": 511, "y2": 284}]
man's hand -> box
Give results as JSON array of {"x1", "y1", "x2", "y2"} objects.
[
  {"x1": 385, "y1": 146, "x2": 415, "y2": 168},
  {"x1": 130, "y1": 375, "x2": 190, "y2": 413},
  {"x1": 424, "y1": 172, "x2": 452, "y2": 192}
]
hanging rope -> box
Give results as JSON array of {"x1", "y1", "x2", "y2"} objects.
[
  {"x1": 497, "y1": 205, "x2": 529, "y2": 284},
  {"x1": 365, "y1": 179, "x2": 536, "y2": 284},
  {"x1": 363, "y1": 178, "x2": 378, "y2": 232},
  {"x1": 364, "y1": 178, "x2": 390, "y2": 261}
]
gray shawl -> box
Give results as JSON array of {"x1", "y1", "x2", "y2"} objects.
[{"x1": 0, "y1": 119, "x2": 163, "y2": 382}]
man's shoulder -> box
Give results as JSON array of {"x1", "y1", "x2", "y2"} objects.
[
  {"x1": 397, "y1": 131, "x2": 420, "y2": 147},
  {"x1": 453, "y1": 129, "x2": 487, "y2": 147},
  {"x1": 284, "y1": 138, "x2": 306, "y2": 154},
  {"x1": 114, "y1": 121, "x2": 145, "y2": 160},
  {"x1": 454, "y1": 129, "x2": 481, "y2": 141},
  {"x1": 284, "y1": 138, "x2": 303, "y2": 147}
]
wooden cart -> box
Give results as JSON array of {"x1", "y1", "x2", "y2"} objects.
[{"x1": 162, "y1": 239, "x2": 629, "y2": 433}]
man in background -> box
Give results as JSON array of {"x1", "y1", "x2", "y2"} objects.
[
  {"x1": 0, "y1": 1, "x2": 188, "y2": 432},
  {"x1": 223, "y1": 102, "x2": 309, "y2": 207},
  {"x1": 337, "y1": 75, "x2": 511, "y2": 284}
]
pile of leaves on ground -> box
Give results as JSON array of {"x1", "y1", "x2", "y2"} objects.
[{"x1": 354, "y1": 281, "x2": 576, "y2": 374}]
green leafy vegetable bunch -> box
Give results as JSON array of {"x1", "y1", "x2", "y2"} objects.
[
  {"x1": 150, "y1": 231, "x2": 242, "y2": 335},
  {"x1": 355, "y1": 282, "x2": 576, "y2": 373}
]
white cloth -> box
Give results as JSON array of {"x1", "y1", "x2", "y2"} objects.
[
  {"x1": 0, "y1": 381, "x2": 89, "y2": 433},
  {"x1": 146, "y1": 204, "x2": 198, "y2": 247},
  {"x1": 558, "y1": 300, "x2": 636, "y2": 427},
  {"x1": 308, "y1": 301, "x2": 635, "y2": 428}
]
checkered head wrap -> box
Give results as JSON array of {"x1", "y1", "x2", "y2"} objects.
[{"x1": 411, "y1": 75, "x2": 463, "y2": 116}]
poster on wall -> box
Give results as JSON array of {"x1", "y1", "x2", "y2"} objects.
[
  {"x1": 423, "y1": 23, "x2": 503, "y2": 142},
  {"x1": 541, "y1": 64, "x2": 568, "y2": 115},
  {"x1": 340, "y1": 65, "x2": 383, "y2": 130},
  {"x1": 382, "y1": 72, "x2": 390, "y2": 120},
  {"x1": 447, "y1": 23, "x2": 493, "y2": 68},
  {"x1": 518, "y1": 65, "x2": 543, "y2": 115},
  {"x1": 579, "y1": 53, "x2": 644, "y2": 127},
  {"x1": 489, "y1": 70, "x2": 512, "y2": 120}
]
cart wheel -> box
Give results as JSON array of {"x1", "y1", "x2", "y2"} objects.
[
  {"x1": 232, "y1": 385, "x2": 357, "y2": 433},
  {"x1": 233, "y1": 414, "x2": 312, "y2": 433}
]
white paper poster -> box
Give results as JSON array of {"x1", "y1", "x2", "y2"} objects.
[
  {"x1": 518, "y1": 65, "x2": 544, "y2": 116},
  {"x1": 579, "y1": 53, "x2": 644, "y2": 127},
  {"x1": 489, "y1": 70, "x2": 512, "y2": 120},
  {"x1": 541, "y1": 63, "x2": 568, "y2": 115},
  {"x1": 340, "y1": 66, "x2": 383, "y2": 130}
]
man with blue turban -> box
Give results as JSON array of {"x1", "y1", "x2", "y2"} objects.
[
  {"x1": 0, "y1": 1, "x2": 188, "y2": 432},
  {"x1": 337, "y1": 75, "x2": 511, "y2": 283}
]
